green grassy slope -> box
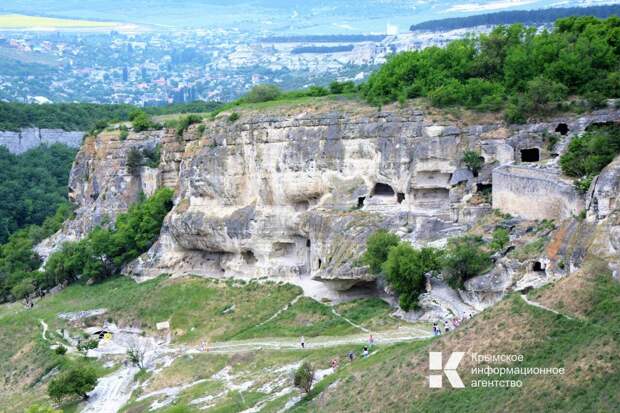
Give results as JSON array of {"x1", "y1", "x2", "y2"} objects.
[{"x1": 294, "y1": 261, "x2": 620, "y2": 413}]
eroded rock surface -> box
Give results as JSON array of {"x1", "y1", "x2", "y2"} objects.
[{"x1": 40, "y1": 103, "x2": 620, "y2": 303}]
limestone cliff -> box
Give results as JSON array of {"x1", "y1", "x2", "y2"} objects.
[
  {"x1": 0, "y1": 128, "x2": 84, "y2": 154},
  {"x1": 38, "y1": 101, "x2": 620, "y2": 309}
]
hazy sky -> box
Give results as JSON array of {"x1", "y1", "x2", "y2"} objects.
[{"x1": 1, "y1": 0, "x2": 618, "y2": 32}]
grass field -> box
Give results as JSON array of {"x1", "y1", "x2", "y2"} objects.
[
  {"x1": 0, "y1": 14, "x2": 117, "y2": 29},
  {"x1": 0, "y1": 274, "x2": 405, "y2": 412},
  {"x1": 293, "y1": 261, "x2": 620, "y2": 413}
]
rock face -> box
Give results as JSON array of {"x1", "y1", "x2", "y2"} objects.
[
  {"x1": 35, "y1": 130, "x2": 168, "y2": 259},
  {"x1": 40, "y1": 102, "x2": 620, "y2": 300},
  {"x1": 0, "y1": 128, "x2": 84, "y2": 154},
  {"x1": 587, "y1": 154, "x2": 620, "y2": 280},
  {"x1": 492, "y1": 165, "x2": 584, "y2": 220}
]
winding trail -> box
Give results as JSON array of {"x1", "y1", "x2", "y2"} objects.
[
  {"x1": 520, "y1": 294, "x2": 575, "y2": 320},
  {"x1": 255, "y1": 294, "x2": 304, "y2": 328},
  {"x1": 330, "y1": 307, "x2": 369, "y2": 333}
]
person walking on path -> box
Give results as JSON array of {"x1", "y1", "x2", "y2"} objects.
[
  {"x1": 348, "y1": 351, "x2": 354, "y2": 362},
  {"x1": 368, "y1": 334, "x2": 374, "y2": 348},
  {"x1": 300, "y1": 336, "x2": 305, "y2": 349},
  {"x1": 362, "y1": 346, "x2": 369, "y2": 358}
]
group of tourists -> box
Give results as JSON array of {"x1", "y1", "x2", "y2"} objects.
[
  {"x1": 432, "y1": 313, "x2": 472, "y2": 336},
  {"x1": 300, "y1": 334, "x2": 375, "y2": 370}
]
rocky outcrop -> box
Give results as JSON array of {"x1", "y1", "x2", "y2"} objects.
[
  {"x1": 0, "y1": 128, "x2": 84, "y2": 154},
  {"x1": 41, "y1": 102, "x2": 620, "y2": 301},
  {"x1": 35, "y1": 129, "x2": 168, "y2": 259},
  {"x1": 587, "y1": 154, "x2": 620, "y2": 280}
]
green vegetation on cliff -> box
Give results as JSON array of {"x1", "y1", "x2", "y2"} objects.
[
  {"x1": 560, "y1": 122, "x2": 620, "y2": 192},
  {"x1": 45, "y1": 188, "x2": 173, "y2": 285},
  {"x1": 362, "y1": 231, "x2": 492, "y2": 307},
  {"x1": 362, "y1": 16, "x2": 620, "y2": 121},
  {"x1": 0, "y1": 188, "x2": 173, "y2": 302}
]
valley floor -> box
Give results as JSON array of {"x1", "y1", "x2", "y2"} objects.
[{"x1": 2, "y1": 262, "x2": 618, "y2": 413}]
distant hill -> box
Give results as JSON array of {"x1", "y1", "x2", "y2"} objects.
[
  {"x1": 261, "y1": 35, "x2": 386, "y2": 43},
  {"x1": 410, "y1": 4, "x2": 620, "y2": 32}
]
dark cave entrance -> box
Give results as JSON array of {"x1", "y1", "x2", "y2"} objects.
[
  {"x1": 397, "y1": 192, "x2": 405, "y2": 204},
  {"x1": 532, "y1": 261, "x2": 544, "y2": 272},
  {"x1": 318, "y1": 258, "x2": 322, "y2": 269},
  {"x1": 242, "y1": 250, "x2": 257, "y2": 265},
  {"x1": 358, "y1": 196, "x2": 366, "y2": 208},
  {"x1": 476, "y1": 183, "x2": 492, "y2": 194},
  {"x1": 372, "y1": 183, "x2": 395, "y2": 197},
  {"x1": 520, "y1": 148, "x2": 540, "y2": 162},
  {"x1": 555, "y1": 123, "x2": 569, "y2": 136},
  {"x1": 306, "y1": 239, "x2": 311, "y2": 248}
]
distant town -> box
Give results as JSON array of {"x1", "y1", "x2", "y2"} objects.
[{"x1": 0, "y1": 26, "x2": 487, "y2": 106}]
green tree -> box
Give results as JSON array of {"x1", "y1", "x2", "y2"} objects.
[
  {"x1": 293, "y1": 362, "x2": 315, "y2": 393},
  {"x1": 47, "y1": 366, "x2": 98, "y2": 403},
  {"x1": 126, "y1": 147, "x2": 144, "y2": 176},
  {"x1": 443, "y1": 236, "x2": 492, "y2": 288},
  {"x1": 490, "y1": 227, "x2": 510, "y2": 251},
  {"x1": 362, "y1": 230, "x2": 400, "y2": 274},
  {"x1": 131, "y1": 111, "x2": 154, "y2": 132},
  {"x1": 462, "y1": 150, "x2": 485, "y2": 176},
  {"x1": 560, "y1": 123, "x2": 620, "y2": 178},
  {"x1": 383, "y1": 243, "x2": 442, "y2": 311},
  {"x1": 242, "y1": 84, "x2": 282, "y2": 103}
]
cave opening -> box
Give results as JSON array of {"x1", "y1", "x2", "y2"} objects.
[
  {"x1": 358, "y1": 196, "x2": 366, "y2": 208},
  {"x1": 533, "y1": 261, "x2": 544, "y2": 272},
  {"x1": 318, "y1": 258, "x2": 322, "y2": 269},
  {"x1": 397, "y1": 192, "x2": 405, "y2": 204},
  {"x1": 306, "y1": 239, "x2": 311, "y2": 248},
  {"x1": 372, "y1": 182, "x2": 395, "y2": 197},
  {"x1": 520, "y1": 148, "x2": 540, "y2": 162},
  {"x1": 555, "y1": 123, "x2": 569, "y2": 136},
  {"x1": 242, "y1": 250, "x2": 257, "y2": 265}
]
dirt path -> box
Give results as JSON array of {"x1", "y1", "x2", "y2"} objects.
[
  {"x1": 196, "y1": 326, "x2": 432, "y2": 354},
  {"x1": 255, "y1": 294, "x2": 304, "y2": 328},
  {"x1": 520, "y1": 294, "x2": 575, "y2": 320},
  {"x1": 39, "y1": 319, "x2": 49, "y2": 341},
  {"x1": 330, "y1": 307, "x2": 369, "y2": 333}
]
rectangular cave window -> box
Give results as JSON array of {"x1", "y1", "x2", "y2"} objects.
[
  {"x1": 533, "y1": 261, "x2": 545, "y2": 272},
  {"x1": 358, "y1": 197, "x2": 365, "y2": 208},
  {"x1": 306, "y1": 239, "x2": 311, "y2": 248},
  {"x1": 318, "y1": 258, "x2": 322, "y2": 269},
  {"x1": 520, "y1": 148, "x2": 540, "y2": 162},
  {"x1": 397, "y1": 193, "x2": 405, "y2": 204}
]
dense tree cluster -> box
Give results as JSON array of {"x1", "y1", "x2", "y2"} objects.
[
  {"x1": 0, "y1": 144, "x2": 77, "y2": 244},
  {"x1": 0, "y1": 101, "x2": 221, "y2": 132},
  {"x1": 410, "y1": 4, "x2": 620, "y2": 32},
  {"x1": 362, "y1": 231, "x2": 493, "y2": 310},
  {"x1": 363, "y1": 17, "x2": 620, "y2": 122},
  {"x1": 0, "y1": 188, "x2": 173, "y2": 302}
]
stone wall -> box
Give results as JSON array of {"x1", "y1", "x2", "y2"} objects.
[
  {"x1": 0, "y1": 128, "x2": 84, "y2": 154},
  {"x1": 492, "y1": 165, "x2": 584, "y2": 220}
]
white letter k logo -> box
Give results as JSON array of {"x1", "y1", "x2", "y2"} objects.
[{"x1": 429, "y1": 352, "x2": 465, "y2": 388}]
